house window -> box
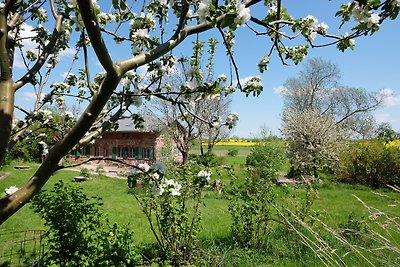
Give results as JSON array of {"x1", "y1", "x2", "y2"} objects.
[
  {"x1": 104, "y1": 148, "x2": 109, "y2": 157},
  {"x1": 117, "y1": 147, "x2": 124, "y2": 158},
  {"x1": 94, "y1": 147, "x2": 100, "y2": 156},
  {"x1": 143, "y1": 147, "x2": 154, "y2": 159},
  {"x1": 130, "y1": 147, "x2": 137, "y2": 158}
]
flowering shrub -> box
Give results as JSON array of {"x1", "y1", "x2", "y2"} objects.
[{"x1": 128, "y1": 161, "x2": 211, "y2": 265}]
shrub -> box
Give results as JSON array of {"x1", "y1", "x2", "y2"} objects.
[
  {"x1": 336, "y1": 140, "x2": 400, "y2": 188},
  {"x1": 229, "y1": 173, "x2": 276, "y2": 248},
  {"x1": 80, "y1": 167, "x2": 90, "y2": 178},
  {"x1": 227, "y1": 148, "x2": 239, "y2": 157},
  {"x1": 246, "y1": 141, "x2": 287, "y2": 181},
  {"x1": 129, "y1": 161, "x2": 210, "y2": 265},
  {"x1": 189, "y1": 152, "x2": 221, "y2": 167},
  {"x1": 31, "y1": 181, "x2": 140, "y2": 266}
]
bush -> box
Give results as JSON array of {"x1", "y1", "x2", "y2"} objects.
[
  {"x1": 227, "y1": 148, "x2": 239, "y2": 157},
  {"x1": 129, "y1": 161, "x2": 210, "y2": 265},
  {"x1": 246, "y1": 141, "x2": 287, "y2": 181},
  {"x1": 189, "y1": 152, "x2": 221, "y2": 167},
  {"x1": 31, "y1": 181, "x2": 141, "y2": 266},
  {"x1": 336, "y1": 140, "x2": 400, "y2": 188}
]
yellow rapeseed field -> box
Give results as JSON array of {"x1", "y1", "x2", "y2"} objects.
[{"x1": 216, "y1": 139, "x2": 256, "y2": 146}]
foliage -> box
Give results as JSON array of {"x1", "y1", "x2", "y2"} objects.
[
  {"x1": 336, "y1": 140, "x2": 400, "y2": 188},
  {"x1": 227, "y1": 148, "x2": 239, "y2": 157},
  {"x1": 31, "y1": 181, "x2": 141, "y2": 267},
  {"x1": 245, "y1": 140, "x2": 287, "y2": 182},
  {"x1": 229, "y1": 173, "x2": 276, "y2": 249},
  {"x1": 129, "y1": 161, "x2": 211, "y2": 265},
  {"x1": 80, "y1": 167, "x2": 90, "y2": 178},
  {"x1": 376, "y1": 122, "x2": 398, "y2": 142},
  {"x1": 189, "y1": 152, "x2": 221, "y2": 167}
]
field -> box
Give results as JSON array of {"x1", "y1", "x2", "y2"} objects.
[{"x1": 0, "y1": 157, "x2": 399, "y2": 266}]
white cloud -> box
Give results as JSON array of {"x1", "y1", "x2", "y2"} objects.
[
  {"x1": 22, "y1": 92, "x2": 39, "y2": 101},
  {"x1": 59, "y1": 47, "x2": 76, "y2": 58},
  {"x1": 378, "y1": 88, "x2": 400, "y2": 107},
  {"x1": 13, "y1": 23, "x2": 37, "y2": 69}
]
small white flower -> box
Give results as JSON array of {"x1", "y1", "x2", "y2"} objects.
[
  {"x1": 133, "y1": 29, "x2": 149, "y2": 40},
  {"x1": 169, "y1": 187, "x2": 181, "y2": 196},
  {"x1": 367, "y1": 13, "x2": 380, "y2": 28},
  {"x1": 5, "y1": 185, "x2": 19, "y2": 195},
  {"x1": 152, "y1": 172, "x2": 160, "y2": 180},
  {"x1": 163, "y1": 179, "x2": 175, "y2": 187},
  {"x1": 317, "y1": 22, "x2": 329, "y2": 34},
  {"x1": 197, "y1": 0, "x2": 210, "y2": 23},
  {"x1": 138, "y1": 163, "x2": 150, "y2": 172},
  {"x1": 234, "y1": 3, "x2": 251, "y2": 27},
  {"x1": 217, "y1": 74, "x2": 227, "y2": 82}
]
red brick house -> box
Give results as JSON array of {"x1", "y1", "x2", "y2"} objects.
[{"x1": 73, "y1": 117, "x2": 182, "y2": 164}]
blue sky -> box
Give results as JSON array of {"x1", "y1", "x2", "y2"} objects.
[
  {"x1": 226, "y1": 2, "x2": 400, "y2": 137},
  {"x1": 13, "y1": 1, "x2": 400, "y2": 138}
]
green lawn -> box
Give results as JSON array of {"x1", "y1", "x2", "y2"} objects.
[{"x1": 1, "y1": 161, "x2": 399, "y2": 266}]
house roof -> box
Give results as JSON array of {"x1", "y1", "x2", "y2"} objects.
[{"x1": 116, "y1": 116, "x2": 167, "y2": 133}]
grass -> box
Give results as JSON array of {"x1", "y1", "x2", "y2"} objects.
[{"x1": 1, "y1": 161, "x2": 399, "y2": 266}]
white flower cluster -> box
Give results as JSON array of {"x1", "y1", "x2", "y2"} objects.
[
  {"x1": 138, "y1": 163, "x2": 151, "y2": 172},
  {"x1": 62, "y1": 111, "x2": 75, "y2": 120},
  {"x1": 197, "y1": 170, "x2": 211, "y2": 184},
  {"x1": 68, "y1": 0, "x2": 99, "y2": 10},
  {"x1": 257, "y1": 55, "x2": 270, "y2": 73},
  {"x1": 38, "y1": 141, "x2": 49, "y2": 157},
  {"x1": 197, "y1": 0, "x2": 210, "y2": 23},
  {"x1": 234, "y1": 3, "x2": 251, "y2": 27},
  {"x1": 226, "y1": 112, "x2": 239, "y2": 128},
  {"x1": 5, "y1": 185, "x2": 19, "y2": 196},
  {"x1": 197, "y1": 0, "x2": 250, "y2": 27},
  {"x1": 151, "y1": 179, "x2": 182, "y2": 196},
  {"x1": 243, "y1": 76, "x2": 263, "y2": 96},
  {"x1": 301, "y1": 15, "x2": 329, "y2": 41},
  {"x1": 350, "y1": 1, "x2": 380, "y2": 28}
]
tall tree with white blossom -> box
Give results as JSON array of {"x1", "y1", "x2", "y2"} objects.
[{"x1": 0, "y1": 0, "x2": 399, "y2": 224}]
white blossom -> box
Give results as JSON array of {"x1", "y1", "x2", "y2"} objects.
[
  {"x1": 197, "y1": 0, "x2": 210, "y2": 23},
  {"x1": 367, "y1": 13, "x2": 380, "y2": 28},
  {"x1": 317, "y1": 22, "x2": 329, "y2": 34},
  {"x1": 234, "y1": 4, "x2": 251, "y2": 27},
  {"x1": 351, "y1": 1, "x2": 369, "y2": 22},
  {"x1": 197, "y1": 170, "x2": 211, "y2": 184},
  {"x1": 258, "y1": 56, "x2": 270, "y2": 72},
  {"x1": 217, "y1": 74, "x2": 227, "y2": 82},
  {"x1": 133, "y1": 29, "x2": 149, "y2": 40},
  {"x1": 63, "y1": 111, "x2": 75, "y2": 120},
  {"x1": 226, "y1": 112, "x2": 239, "y2": 128},
  {"x1": 5, "y1": 185, "x2": 19, "y2": 195},
  {"x1": 138, "y1": 163, "x2": 151, "y2": 172}
]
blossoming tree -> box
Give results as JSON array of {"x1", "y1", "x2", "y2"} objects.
[{"x1": 0, "y1": 0, "x2": 399, "y2": 224}]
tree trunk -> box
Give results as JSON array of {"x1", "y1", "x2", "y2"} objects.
[{"x1": 0, "y1": 13, "x2": 14, "y2": 165}]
